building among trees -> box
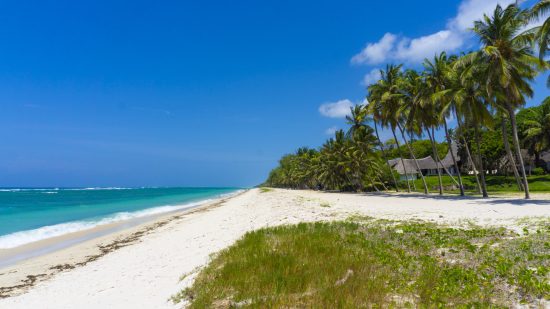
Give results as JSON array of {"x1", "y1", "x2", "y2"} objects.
[{"x1": 388, "y1": 144, "x2": 460, "y2": 180}]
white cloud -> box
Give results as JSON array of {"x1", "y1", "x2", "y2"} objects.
[
  {"x1": 351, "y1": 33, "x2": 396, "y2": 65},
  {"x1": 325, "y1": 126, "x2": 339, "y2": 135},
  {"x1": 395, "y1": 30, "x2": 465, "y2": 63},
  {"x1": 318, "y1": 99, "x2": 354, "y2": 118},
  {"x1": 362, "y1": 68, "x2": 382, "y2": 86},
  {"x1": 351, "y1": 0, "x2": 517, "y2": 65}
]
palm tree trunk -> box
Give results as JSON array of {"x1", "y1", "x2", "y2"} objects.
[
  {"x1": 376, "y1": 175, "x2": 389, "y2": 191},
  {"x1": 505, "y1": 104, "x2": 530, "y2": 199},
  {"x1": 369, "y1": 176, "x2": 379, "y2": 192},
  {"x1": 397, "y1": 123, "x2": 429, "y2": 194},
  {"x1": 426, "y1": 127, "x2": 444, "y2": 195},
  {"x1": 474, "y1": 124, "x2": 489, "y2": 198},
  {"x1": 456, "y1": 113, "x2": 482, "y2": 194},
  {"x1": 391, "y1": 127, "x2": 412, "y2": 193},
  {"x1": 375, "y1": 121, "x2": 399, "y2": 192},
  {"x1": 430, "y1": 128, "x2": 460, "y2": 187},
  {"x1": 364, "y1": 162, "x2": 377, "y2": 192},
  {"x1": 443, "y1": 119, "x2": 465, "y2": 196},
  {"x1": 501, "y1": 117, "x2": 524, "y2": 191}
]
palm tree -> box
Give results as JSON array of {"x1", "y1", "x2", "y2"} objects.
[
  {"x1": 424, "y1": 52, "x2": 465, "y2": 196},
  {"x1": 453, "y1": 53, "x2": 494, "y2": 198},
  {"x1": 345, "y1": 105, "x2": 367, "y2": 138},
  {"x1": 347, "y1": 104, "x2": 398, "y2": 192},
  {"x1": 399, "y1": 69, "x2": 434, "y2": 194},
  {"x1": 368, "y1": 65, "x2": 413, "y2": 193},
  {"x1": 364, "y1": 98, "x2": 400, "y2": 192},
  {"x1": 349, "y1": 125, "x2": 383, "y2": 191},
  {"x1": 528, "y1": 0, "x2": 550, "y2": 63},
  {"x1": 471, "y1": 4, "x2": 544, "y2": 199},
  {"x1": 498, "y1": 113, "x2": 524, "y2": 191},
  {"x1": 373, "y1": 64, "x2": 430, "y2": 194},
  {"x1": 521, "y1": 97, "x2": 550, "y2": 166}
]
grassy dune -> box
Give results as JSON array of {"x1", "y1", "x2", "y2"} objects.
[{"x1": 174, "y1": 219, "x2": 549, "y2": 308}]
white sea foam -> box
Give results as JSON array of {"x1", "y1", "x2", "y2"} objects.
[
  {"x1": 0, "y1": 190, "x2": 243, "y2": 249},
  {"x1": 0, "y1": 187, "x2": 135, "y2": 192}
]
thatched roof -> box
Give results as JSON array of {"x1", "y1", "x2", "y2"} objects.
[
  {"x1": 388, "y1": 144, "x2": 459, "y2": 175},
  {"x1": 388, "y1": 158, "x2": 420, "y2": 175},
  {"x1": 540, "y1": 151, "x2": 550, "y2": 162}
]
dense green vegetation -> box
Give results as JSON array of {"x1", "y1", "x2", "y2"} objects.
[
  {"x1": 175, "y1": 219, "x2": 549, "y2": 307},
  {"x1": 265, "y1": 2, "x2": 550, "y2": 199}
]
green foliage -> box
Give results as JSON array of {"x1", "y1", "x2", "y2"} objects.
[
  {"x1": 532, "y1": 167, "x2": 546, "y2": 176},
  {"x1": 176, "y1": 220, "x2": 550, "y2": 307},
  {"x1": 264, "y1": 2, "x2": 550, "y2": 198},
  {"x1": 265, "y1": 125, "x2": 389, "y2": 191},
  {"x1": 386, "y1": 139, "x2": 448, "y2": 160},
  {"x1": 518, "y1": 97, "x2": 550, "y2": 160}
]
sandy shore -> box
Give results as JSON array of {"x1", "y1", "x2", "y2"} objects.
[{"x1": 1, "y1": 188, "x2": 549, "y2": 308}]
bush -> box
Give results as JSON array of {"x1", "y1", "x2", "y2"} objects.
[{"x1": 532, "y1": 167, "x2": 546, "y2": 175}]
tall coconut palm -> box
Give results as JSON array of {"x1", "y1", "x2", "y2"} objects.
[
  {"x1": 445, "y1": 55, "x2": 485, "y2": 194},
  {"x1": 375, "y1": 65, "x2": 429, "y2": 194},
  {"x1": 368, "y1": 65, "x2": 413, "y2": 192},
  {"x1": 453, "y1": 53, "x2": 494, "y2": 198},
  {"x1": 423, "y1": 52, "x2": 465, "y2": 196},
  {"x1": 498, "y1": 113, "x2": 524, "y2": 191},
  {"x1": 399, "y1": 69, "x2": 433, "y2": 194},
  {"x1": 471, "y1": 4, "x2": 546, "y2": 199}
]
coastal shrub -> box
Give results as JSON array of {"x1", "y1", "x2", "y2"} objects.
[{"x1": 174, "y1": 219, "x2": 549, "y2": 308}]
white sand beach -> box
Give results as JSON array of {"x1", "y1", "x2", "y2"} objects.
[{"x1": 1, "y1": 188, "x2": 549, "y2": 308}]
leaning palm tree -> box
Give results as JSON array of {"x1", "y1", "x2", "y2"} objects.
[
  {"x1": 445, "y1": 56, "x2": 485, "y2": 194},
  {"x1": 364, "y1": 97, "x2": 400, "y2": 192},
  {"x1": 399, "y1": 69, "x2": 432, "y2": 194},
  {"x1": 453, "y1": 53, "x2": 494, "y2": 198},
  {"x1": 368, "y1": 65, "x2": 414, "y2": 192},
  {"x1": 376, "y1": 65, "x2": 431, "y2": 194},
  {"x1": 497, "y1": 111, "x2": 524, "y2": 191},
  {"x1": 424, "y1": 52, "x2": 465, "y2": 196},
  {"x1": 471, "y1": 4, "x2": 544, "y2": 199},
  {"x1": 347, "y1": 103, "x2": 397, "y2": 191}
]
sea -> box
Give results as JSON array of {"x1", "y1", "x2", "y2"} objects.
[{"x1": 0, "y1": 187, "x2": 241, "y2": 250}]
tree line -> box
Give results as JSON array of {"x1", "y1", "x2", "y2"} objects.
[{"x1": 265, "y1": 2, "x2": 550, "y2": 199}]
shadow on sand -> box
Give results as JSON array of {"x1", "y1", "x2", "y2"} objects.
[{"x1": 319, "y1": 191, "x2": 550, "y2": 206}]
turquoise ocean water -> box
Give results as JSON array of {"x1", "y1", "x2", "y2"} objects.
[{"x1": 0, "y1": 187, "x2": 240, "y2": 249}]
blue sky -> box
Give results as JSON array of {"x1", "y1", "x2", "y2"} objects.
[{"x1": 0, "y1": 0, "x2": 548, "y2": 187}]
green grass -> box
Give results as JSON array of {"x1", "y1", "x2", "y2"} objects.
[
  {"x1": 404, "y1": 175, "x2": 550, "y2": 194},
  {"x1": 259, "y1": 187, "x2": 273, "y2": 193},
  {"x1": 173, "y1": 219, "x2": 549, "y2": 308}
]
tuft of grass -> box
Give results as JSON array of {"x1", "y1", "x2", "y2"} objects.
[
  {"x1": 175, "y1": 220, "x2": 550, "y2": 308},
  {"x1": 320, "y1": 201, "x2": 331, "y2": 208},
  {"x1": 259, "y1": 187, "x2": 273, "y2": 193}
]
